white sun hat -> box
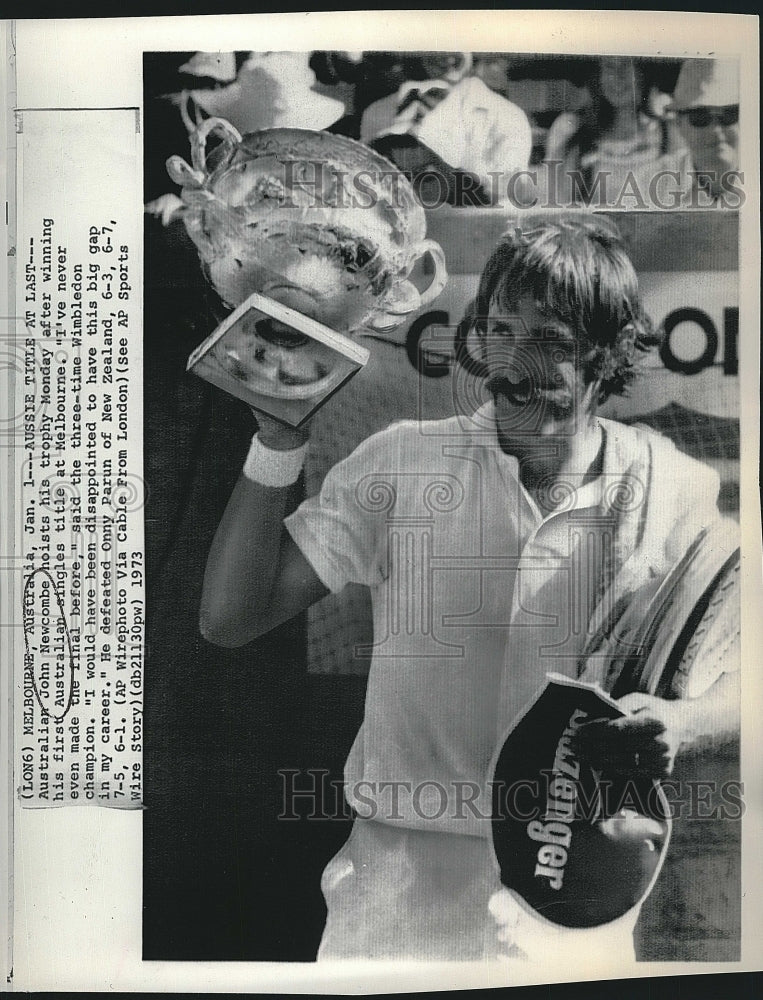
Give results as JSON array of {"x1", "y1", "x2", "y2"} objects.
[
  {"x1": 671, "y1": 58, "x2": 739, "y2": 110},
  {"x1": 189, "y1": 51, "x2": 345, "y2": 134},
  {"x1": 178, "y1": 51, "x2": 238, "y2": 83}
]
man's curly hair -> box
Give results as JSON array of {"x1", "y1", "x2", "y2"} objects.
[{"x1": 466, "y1": 216, "x2": 662, "y2": 403}]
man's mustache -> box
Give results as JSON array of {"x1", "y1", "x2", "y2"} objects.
[{"x1": 486, "y1": 374, "x2": 574, "y2": 418}]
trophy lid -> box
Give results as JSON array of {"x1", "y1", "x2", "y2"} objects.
[
  {"x1": 166, "y1": 122, "x2": 446, "y2": 329},
  {"x1": 171, "y1": 124, "x2": 428, "y2": 259},
  {"x1": 227, "y1": 128, "x2": 425, "y2": 225}
]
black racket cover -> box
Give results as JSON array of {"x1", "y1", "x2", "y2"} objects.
[{"x1": 490, "y1": 676, "x2": 671, "y2": 929}]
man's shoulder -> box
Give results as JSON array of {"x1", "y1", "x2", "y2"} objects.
[
  {"x1": 357, "y1": 413, "x2": 474, "y2": 457},
  {"x1": 601, "y1": 416, "x2": 714, "y2": 478},
  {"x1": 334, "y1": 412, "x2": 493, "y2": 476}
]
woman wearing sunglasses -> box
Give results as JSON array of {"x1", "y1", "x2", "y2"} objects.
[{"x1": 671, "y1": 58, "x2": 740, "y2": 206}]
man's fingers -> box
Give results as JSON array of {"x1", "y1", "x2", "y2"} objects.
[
  {"x1": 617, "y1": 693, "x2": 661, "y2": 714},
  {"x1": 488, "y1": 889, "x2": 521, "y2": 928},
  {"x1": 574, "y1": 716, "x2": 672, "y2": 778},
  {"x1": 618, "y1": 715, "x2": 667, "y2": 738},
  {"x1": 572, "y1": 721, "x2": 610, "y2": 768}
]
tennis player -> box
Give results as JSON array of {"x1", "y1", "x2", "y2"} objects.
[{"x1": 201, "y1": 217, "x2": 739, "y2": 961}]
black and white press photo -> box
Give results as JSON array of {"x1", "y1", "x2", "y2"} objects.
[
  {"x1": 142, "y1": 45, "x2": 743, "y2": 966},
  {"x1": 5, "y1": 12, "x2": 760, "y2": 995}
]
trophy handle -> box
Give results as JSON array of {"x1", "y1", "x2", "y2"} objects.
[
  {"x1": 166, "y1": 117, "x2": 243, "y2": 190},
  {"x1": 189, "y1": 117, "x2": 243, "y2": 175},
  {"x1": 363, "y1": 240, "x2": 448, "y2": 333},
  {"x1": 409, "y1": 239, "x2": 448, "y2": 309}
]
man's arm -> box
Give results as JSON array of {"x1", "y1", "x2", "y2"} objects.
[{"x1": 199, "y1": 417, "x2": 328, "y2": 648}]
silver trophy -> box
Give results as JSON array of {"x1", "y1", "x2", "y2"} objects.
[{"x1": 166, "y1": 120, "x2": 448, "y2": 417}]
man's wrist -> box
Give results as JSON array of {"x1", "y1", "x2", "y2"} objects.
[
  {"x1": 256, "y1": 425, "x2": 310, "y2": 451},
  {"x1": 242, "y1": 433, "x2": 309, "y2": 487}
]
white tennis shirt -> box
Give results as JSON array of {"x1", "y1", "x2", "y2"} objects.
[{"x1": 285, "y1": 405, "x2": 726, "y2": 834}]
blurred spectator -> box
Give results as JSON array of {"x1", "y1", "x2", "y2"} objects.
[
  {"x1": 145, "y1": 51, "x2": 346, "y2": 224},
  {"x1": 182, "y1": 51, "x2": 345, "y2": 134},
  {"x1": 472, "y1": 54, "x2": 592, "y2": 164},
  {"x1": 670, "y1": 58, "x2": 740, "y2": 205},
  {"x1": 310, "y1": 51, "x2": 413, "y2": 137},
  {"x1": 542, "y1": 56, "x2": 687, "y2": 207},
  {"x1": 359, "y1": 52, "x2": 532, "y2": 206}
]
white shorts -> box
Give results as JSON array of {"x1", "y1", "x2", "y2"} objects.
[{"x1": 317, "y1": 818, "x2": 640, "y2": 965}]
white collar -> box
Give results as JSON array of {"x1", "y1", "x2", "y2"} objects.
[{"x1": 468, "y1": 403, "x2": 609, "y2": 515}]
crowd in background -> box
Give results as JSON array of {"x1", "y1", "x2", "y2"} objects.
[{"x1": 144, "y1": 50, "x2": 741, "y2": 210}]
